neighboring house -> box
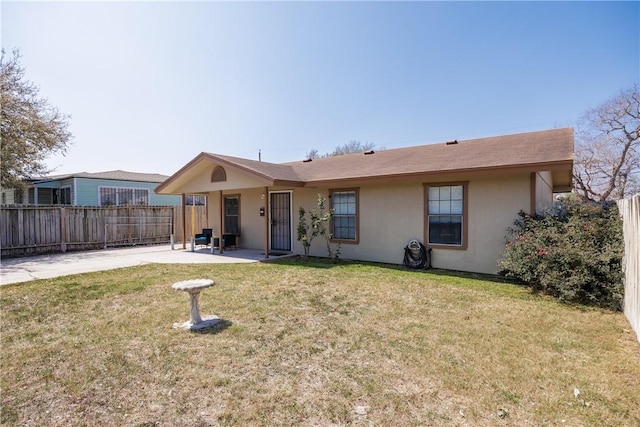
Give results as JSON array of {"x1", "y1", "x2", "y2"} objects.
[
  {"x1": 1, "y1": 170, "x2": 201, "y2": 207},
  {"x1": 156, "y1": 128, "x2": 574, "y2": 274}
]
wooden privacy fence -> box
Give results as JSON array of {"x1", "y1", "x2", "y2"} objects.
[
  {"x1": 0, "y1": 205, "x2": 208, "y2": 258},
  {"x1": 618, "y1": 194, "x2": 640, "y2": 342}
]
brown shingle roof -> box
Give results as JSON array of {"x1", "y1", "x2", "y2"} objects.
[
  {"x1": 158, "y1": 128, "x2": 573, "y2": 193},
  {"x1": 33, "y1": 170, "x2": 169, "y2": 183},
  {"x1": 285, "y1": 128, "x2": 574, "y2": 183},
  {"x1": 212, "y1": 154, "x2": 301, "y2": 183}
]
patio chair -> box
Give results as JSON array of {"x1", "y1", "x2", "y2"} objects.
[
  {"x1": 222, "y1": 234, "x2": 237, "y2": 250},
  {"x1": 194, "y1": 228, "x2": 213, "y2": 248}
]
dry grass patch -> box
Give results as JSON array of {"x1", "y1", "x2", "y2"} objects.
[{"x1": 1, "y1": 259, "x2": 639, "y2": 426}]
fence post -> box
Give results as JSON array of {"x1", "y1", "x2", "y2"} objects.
[{"x1": 60, "y1": 207, "x2": 67, "y2": 253}]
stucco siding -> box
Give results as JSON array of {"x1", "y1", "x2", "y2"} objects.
[
  {"x1": 446, "y1": 174, "x2": 530, "y2": 274},
  {"x1": 202, "y1": 174, "x2": 534, "y2": 274},
  {"x1": 297, "y1": 175, "x2": 531, "y2": 274},
  {"x1": 203, "y1": 188, "x2": 270, "y2": 248},
  {"x1": 206, "y1": 192, "x2": 222, "y2": 238},
  {"x1": 534, "y1": 171, "x2": 554, "y2": 213},
  {"x1": 177, "y1": 162, "x2": 271, "y2": 194},
  {"x1": 238, "y1": 188, "x2": 270, "y2": 249},
  {"x1": 334, "y1": 183, "x2": 424, "y2": 264}
]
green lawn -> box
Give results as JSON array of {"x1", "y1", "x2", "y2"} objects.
[{"x1": 1, "y1": 259, "x2": 638, "y2": 426}]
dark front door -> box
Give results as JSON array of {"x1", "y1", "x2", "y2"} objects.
[{"x1": 270, "y1": 192, "x2": 291, "y2": 251}]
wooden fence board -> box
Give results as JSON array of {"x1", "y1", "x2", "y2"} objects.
[
  {"x1": 618, "y1": 195, "x2": 640, "y2": 342},
  {"x1": 0, "y1": 205, "x2": 207, "y2": 258}
]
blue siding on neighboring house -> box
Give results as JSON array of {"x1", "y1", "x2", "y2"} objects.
[
  {"x1": 73, "y1": 178, "x2": 181, "y2": 206},
  {"x1": 30, "y1": 178, "x2": 181, "y2": 206}
]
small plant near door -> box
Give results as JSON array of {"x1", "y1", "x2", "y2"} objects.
[{"x1": 297, "y1": 193, "x2": 333, "y2": 261}]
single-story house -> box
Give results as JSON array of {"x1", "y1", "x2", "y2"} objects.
[
  {"x1": 1, "y1": 170, "x2": 204, "y2": 207},
  {"x1": 155, "y1": 128, "x2": 574, "y2": 274}
]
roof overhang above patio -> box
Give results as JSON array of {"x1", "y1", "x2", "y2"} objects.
[{"x1": 155, "y1": 153, "x2": 304, "y2": 195}]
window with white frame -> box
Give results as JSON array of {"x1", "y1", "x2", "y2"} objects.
[
  {"x1": 99, "y1": 187, "x2": 150, "y2": 206},
  {"x1": 185, "y1": 195, "x2": 206, "y2": 206},
  {"x1": 427, "y1": 184, "x2": 465, "y2": 246},
  {"x1": 331, "y1": 189, "x2": 358, "y2": 242}
]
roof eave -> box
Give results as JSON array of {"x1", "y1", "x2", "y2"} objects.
[
  {"x1": 301, "y1": 160, "x2": 574, "y2": 187},
  {"x1": 155, "y1": 153, "x2": 210, "y2": 194},
  {"x1": 272, "y1": 179, "x2": 305, "y2": 188},
  {"x1": 156, "y1": 152, "x2": 304, "y2": 194}
]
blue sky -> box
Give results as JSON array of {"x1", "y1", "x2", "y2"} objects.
[{"x1": 2, "y1": 1, "x2": 638, "y2": 176}]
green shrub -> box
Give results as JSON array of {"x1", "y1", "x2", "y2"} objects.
[{"x1": 498, "y1": 197, "x2": 624, "y2": 310}]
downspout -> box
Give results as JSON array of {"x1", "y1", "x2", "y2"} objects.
[
  {"x1": 219, "y1": 190, "x2": 224, "y2": 254},
  {"x1": 264, "y1": 187, "x2": 269, "y2": 259},
  {"x1": 530, "y1": 172, "x2": 536, "y2": 215},
  {"x1": 181, "y1": 193, "x2": 186, "y2": 249}
]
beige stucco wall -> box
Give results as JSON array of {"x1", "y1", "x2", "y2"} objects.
[
  {"x1": 452, "y1": 174, "x2": 531, "y2": 274},
  {"x1": 206, "y1": 193, "x2": 222, "y2": 237},
  {"x1": 175, "y1": 161, "x2": 270, "y2": 194},
  {"x1": 199, "y1": 172, "x2": 538, "y2": 274},
  {"x1": 240, "y1": 188, "x2": 270, "y2": 249},
  {"x1": 294, "y1": 174, "x2": 532, "y2": 274},
  {"x1": 204, "y1": 188, "x2": 268, "y2": 249},
  {"x1": 293, "y1": 184, "x2": 425, "y2": 263},
  {"x1": 535, "y1": 171, "x2": 554, "y2": 214}
]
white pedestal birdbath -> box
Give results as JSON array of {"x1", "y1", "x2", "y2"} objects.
[{"x1": 172, "y1": 279, "x2": 220, "y2": 330}]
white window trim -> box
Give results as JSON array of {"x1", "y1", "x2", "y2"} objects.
[{"x1": 98, "y1": 186, "x2": 150, "y2": 207}]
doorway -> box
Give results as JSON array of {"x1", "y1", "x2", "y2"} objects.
[{"x1": 270, "y1": 192, "x2": 292, "y2": 251}]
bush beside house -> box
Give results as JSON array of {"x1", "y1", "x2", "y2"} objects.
[{"x1": 498, "y1": 197, "x2": 624, "y2": 310}]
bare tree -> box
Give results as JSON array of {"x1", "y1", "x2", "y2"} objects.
[
  {"x1": 306, "y1": 140, "x2": 377, "y2": 160},
  {"x1": 573, "y1": 85, "x2": 639, "y2": 201},
  {"x1": 305, "y1": 148, "x2": 321, "y2": 160},
  {"x1": 1, "y1": 49, "x2": 72, "y2": 189}
]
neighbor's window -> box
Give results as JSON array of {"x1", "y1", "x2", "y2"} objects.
[
  {"x1": 427, "y1": 184, "x2": 465, "y2": 247},
  {"x1": 224, "y1": 195, "x2": 240, "y2": 234},
  {"x1": 99, "y1": 187, "x2": 149, "y2": 206},
  {"x1": 14, "y1": 190, "x2": 24, "y2": 204},
  {"x1": 53, "y1": 187, "x2": 71, "y2": 205},
  {"x1": 331, "y1": 189, "x2": 358, "y2": 242},
  {"x1": 185, "y1": 195, "x2": 206, "y2": 206},
  {"x1": 61, "y1": 187, "x2": 72, "y2": 205}
]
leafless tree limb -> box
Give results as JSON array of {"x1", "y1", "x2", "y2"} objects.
[{"x1": 573, "y1": 85, "x2": 639, "y2": 201}]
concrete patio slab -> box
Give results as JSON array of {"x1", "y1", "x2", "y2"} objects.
[{"x1": 0, "y1": 245, "x2": 291, "y2": 285}]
